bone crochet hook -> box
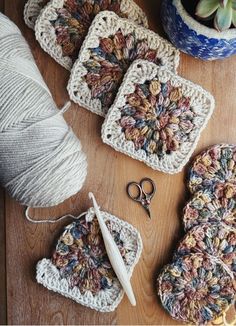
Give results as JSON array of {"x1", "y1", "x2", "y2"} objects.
[{"x1": 89, "y1": 192, "x2": 136, "y2": 306}]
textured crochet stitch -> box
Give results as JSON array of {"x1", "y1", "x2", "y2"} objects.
[
  {"x1": 67, "y1": 11, "x2": 180, "y2": 116},
  {"x1": 36, "y1": 207, "x2": 143, "y2": 312},
  {"x1": 174, "y1": 222, "x2": 236, "y2": 274},
  {"x1": 34, "y1": 0, "x2": 148, "y2": 69},
  {"x1": 157, "y1": 144, "x2": 236, "y2": 325},
  {"x1": 183, "y1": 182, "x2": 236, "y2": 230},
  {"x1": 101, "y1": 60, "x2": 214, "y2": 174},
  {"x1": 158, "y1": 253, "x2": 236, "y2": 325},
  {"x1": 188, "y1": 144, "x2": 236, "y2": 194},
  {"x1": 24, "y1": 0, "x2": 48, "y2": 29}
]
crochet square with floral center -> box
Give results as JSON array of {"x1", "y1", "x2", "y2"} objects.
[
  {"x1": 101, "y1": 60, "x2": 215, "y2": 174},
  {"x1": 34, "y1": 0, "x2": 148, "y2": 69},
  {"x1": 36, "y1": 208, "x2": 143, "y2": 312},
  {"x1": 67, "y1": 11, "x2": 180, "y2": 116}
]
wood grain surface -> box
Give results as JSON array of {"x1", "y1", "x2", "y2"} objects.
[{"x1": 0, "y1": 0, "x2": 236, "y2": 324}]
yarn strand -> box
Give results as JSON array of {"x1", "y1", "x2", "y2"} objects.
[
  {"x1": 25, "y1": 206, "x2": 87, "y2": 224},
  {"x1": 0, "y1": 13, "x2": 87, "y2": 207}
]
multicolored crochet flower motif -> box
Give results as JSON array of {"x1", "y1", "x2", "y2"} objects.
[
  {"x1": 175, "y1": 222, "x2": 236, "y2": 273},
  {"x1": 52, "y1": 215, "x2": 127, "y2": 295},
  {"x1": 158, "y1": 253, "x2": 236, "y2": 325},
  {"x1": 188, "y1": 144, "x2": 236, "y2": 194},
  {"x1": 83, "y1": 31, "x2": 162, "y2": 112},
  {"x1": 51, "y1": 0, "x2": 126, "y2": 61},
  {"x1": 183, "y1": 182, "x2": 236, "y2": 230},
  {"x1": 118, "y1": 80, "x2": 194, "y2": 157}
]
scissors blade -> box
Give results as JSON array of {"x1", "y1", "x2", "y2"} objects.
[{"x1": 143, "y1": 205, "x2": 152, "y2": 219}]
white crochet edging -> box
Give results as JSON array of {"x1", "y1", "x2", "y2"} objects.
[
  {"x1": 34, "y1": 0, "x2": 148, "y2": 70},
  {"x1": 67, "y1": 11, "x2": 180, "y2": 117},
  {"x1": 36, "y1": 207, "x2": 143, "y2": 312},
  {"x1": 101, "y1": 60, "x2": 215, "y2": 174},
  {"x1": 24, "y1": 0, "x2": 47, "y2": 29}
]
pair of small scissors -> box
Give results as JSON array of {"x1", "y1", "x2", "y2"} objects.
[{"x1": 126, "y1": 178, "x2": 156, "y2": 219}]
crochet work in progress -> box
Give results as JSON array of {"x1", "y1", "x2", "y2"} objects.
[
  {"x1": 102, "y1": 60, "x2": 214, "y2": 173},
  {"x1": 36, "y1": 208, "x2": 143, "y2": 312},
  {"x1": 68, "y1": 11, "x2": 180, "y2": 116},
  {"x1": 158, "y1": 253, "x2": 236, "y2": 325},
  {"x1": 183, "y1": 182, "x2": 236, "y2": 230},
  {"x1": 34, "y1": 0, "x2": 148, "y2": 69},
  {"x1": 174, "y1": 222, "x2": 236, "y2": 274},
  {"x1": 188, "y1": 144, "x2": 236, "y2": 194}
]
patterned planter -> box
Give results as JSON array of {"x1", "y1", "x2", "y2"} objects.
[{"x1": 161, "y1": 0, "x2": 236, "y2": 60}]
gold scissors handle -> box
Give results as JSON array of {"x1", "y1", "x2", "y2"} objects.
[{"x1": 127, "y1": 178, "x2": 156, "y2": 218}]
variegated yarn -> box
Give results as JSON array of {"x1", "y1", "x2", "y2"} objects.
[{"x1": 0, "y1": 13, "x2": 87, "y2": 207}]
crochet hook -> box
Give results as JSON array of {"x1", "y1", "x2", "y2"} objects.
[{"x1": 89, "y1": 192, "x2": 136, "y2": 306}]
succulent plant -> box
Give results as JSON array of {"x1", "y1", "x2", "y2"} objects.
[{"x1": 196, "y1": 0, "x2": 236, "y2": 31}]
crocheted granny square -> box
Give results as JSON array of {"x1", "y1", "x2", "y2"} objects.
[
  {"x1": 36, "y1": 207, "x2": 143, "y2": 312},
  {"x1": 34, "y1": 0, "x2": 148, "y2": 69},
  {"x1": 67, "y1": 11, "x2": 180, "y2": 116},
  {"x1": 101, "y1": 60, "x2": 215, "y2": 174}
]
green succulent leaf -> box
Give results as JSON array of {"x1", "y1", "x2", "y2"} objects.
[
  {"x1": 196, "y1": 0, "x2": 220, "y2": 18},
  {"x1": 232, "y1": 0, "x2": 236, "y2": 10},
  {"x1": 220, "y1": 0, "x2": 228, "y2": 8},
  {"x1": 214, "y1": 2, "x2": 233, "y2": 31},
  {"x1": 232, "y1": 8, "x2": 236, "y2": 26}
]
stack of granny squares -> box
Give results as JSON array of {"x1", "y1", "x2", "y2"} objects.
[
  {"x1": 24, "y1": 0, "x2": 215, "y2": 174},
  {"x1": 158, "y1": 144, "x2": 236, "y2": 325}
]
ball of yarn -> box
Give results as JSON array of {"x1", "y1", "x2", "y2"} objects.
[{"x1": 0, "y1": 13, "x2": 87, "y2": 207}]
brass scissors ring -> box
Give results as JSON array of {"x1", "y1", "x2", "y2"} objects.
[{"x1": 127, "y1": 178, "x2": 156, "y2": 218}]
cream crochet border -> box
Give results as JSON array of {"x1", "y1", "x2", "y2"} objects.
[
  {"x1": 67, "y1": 11, "x2": 180, "y2": 117},
  {"x1": 24, "y1": 0, "x2": 47, "y2": 29},
  {"x1": 36, "y1": 207, "x2": 143, "y2": 312},
  {"x1": 34, "y1": 0, "x2": 148, "y2": 70},
  {"x1": 101, "y1": 60, "x2": 215, "y2": 174}
]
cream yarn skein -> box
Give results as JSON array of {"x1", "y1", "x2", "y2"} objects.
[{"x1": 0, "y1": 13, "x2": 87, "y2": 207}]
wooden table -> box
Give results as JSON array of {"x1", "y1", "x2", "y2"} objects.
[{"x1": 0, "y1": 0, "x2": 236, "y2": 324}]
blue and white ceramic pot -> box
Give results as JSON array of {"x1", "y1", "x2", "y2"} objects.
[{"x1": 161, "y1": 0, "x2": 236, "y2": 60}]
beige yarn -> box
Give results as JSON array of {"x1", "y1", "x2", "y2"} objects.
[{"x1": 0, "y1": 13, "x2": 87, "y2": 207}]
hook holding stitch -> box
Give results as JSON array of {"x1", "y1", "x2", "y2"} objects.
[{"x1": 89, "y1": 192, "x2": 136, "y2": 306}]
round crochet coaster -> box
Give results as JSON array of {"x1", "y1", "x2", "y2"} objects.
[
  {"x1": 68, "y1": 12, "x2": 180, "y2": 116},
  {"x1": 101, "y1": 60, "x2": 214, "y2": 173},
  {"x1": 34, "y1": 0, "x2": 148, "y2": 69},
  {"x1": 188, "y1": 144, "x2": 236, "y2": 194},
  {"x1": 157, "y1": 253, "x2": 236, "y2": 325},
  {"x1": 183, "y1": 182, "x2": 236, "y2": 230},
  {"x1": 174, "y1": 222, "x2": 236, "y2": 274},
  {"x1": 36, "y1": 207, "x2": 142, "y2": 312}
]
